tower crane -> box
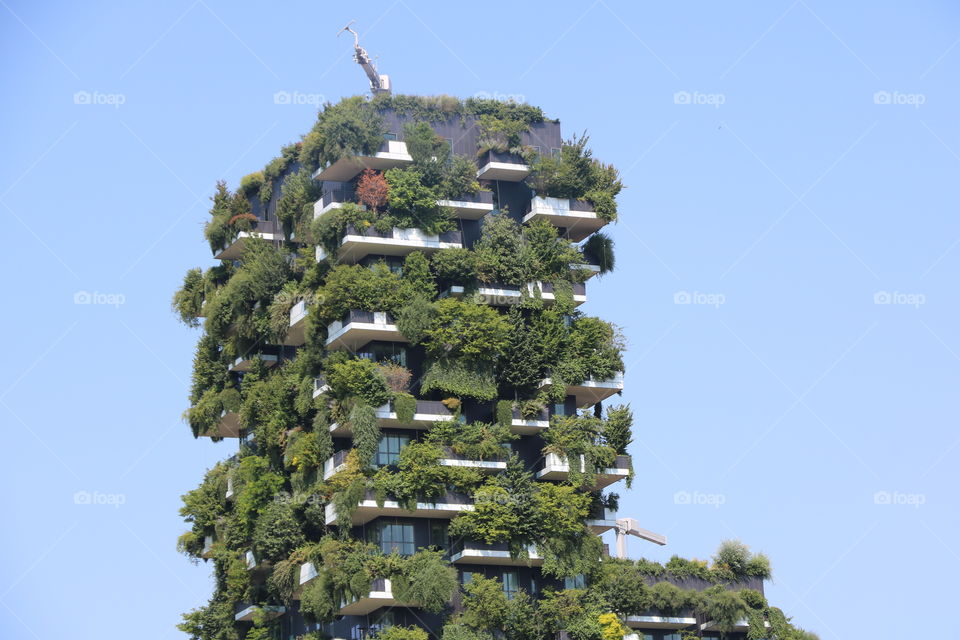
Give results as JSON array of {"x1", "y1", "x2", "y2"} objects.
[{"x1": 338, "y1": 21, "x2": 391, "y2": 97}]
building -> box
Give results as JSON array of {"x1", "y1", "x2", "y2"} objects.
[{"x1": 174, "y1": 94, "x2": 812, "y2": 640}]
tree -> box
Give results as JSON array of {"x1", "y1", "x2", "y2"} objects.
[{"x1": 356, "y1": 169, "x2": 389, "y2": 212}]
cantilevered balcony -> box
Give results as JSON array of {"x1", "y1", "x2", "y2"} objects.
[
  {"x1": 313, "y1": 188, "x2": 356, "y2": 218},
  {"x1": 510, "y1": 407, "x2": 550, "y2": 435},
  {"x1": 700, "y1": 619, "x2": 770, "y2": 633},
  {"x1": 201, "y1": 535, "x2": 215, "y2": 559},
  {"x1": 523, "y1": 197, "x2": 607, "y2": 242},
  {"x1": 322, "y1": 449, "x2": 350, "y2": 480},
  {"x1": 535, "y1": 281, "x2": 587, "y2": 307},
  {"x1": 215, "y1": 220, "x2": 281, "y2": 260},
  {"x1": 624, "y1": 614, "x2": 697, "y2": 630},
  {"x1": 437, "y1": 190, "x2": 495, "y2": 219},
  {"x1": 284, "y1": 300, "x2": 308, "y2": 346},
  {"x1": 229, "y1": 352, "x2": 279, "y2": 372},
  {"x1": 536, "y1": 452, "x2": 632, "y2": 489},
  {"x1": 328, "y1": 399, "x2": 453, "y2": 436},
  {"x1": 324, "y1": 489, "x2": 473, "y2": 526},
  {"x1": 235, "y1": 604, "x2": 285, "y2": 622},
  {"x1": 586, "y1": 505, "x2": 618, "y2": 534},
  {"x1": 441, "y1": 282, "x2": 586, "y2": 307},
  {"x1": 573, "y1": 263, "x2": 603, "y2": 280},
  {"x1": 439, "y1": 447, "x2": 508, "y2": 473},
  {"x1": 316, "y1": 225, "x2": 463, "y2": 263},
  {"x1": 340, "y1": 578, "x2": 410, "y2": 615},
  {"x1": 312, "y1": 376, "x2": 330, "y2": 398},
  {"x1": 312, "y1": 140, "x2": 413, "y2": 182},
  {"x1": 476, "y1": 150, "x2": 530, "y2": 181},
  {"x1": 539, "y1": 373, "x2": 624, "y2": 407},
  {"x1": 197, "y1": 409, "x2": 242, "y2": 438},
  {"x1": 325, "y1": 310, "x2": 406, "y2": 351},
  {"x1": 450, "y1": 541, "x2": 542, "y2": 566}
]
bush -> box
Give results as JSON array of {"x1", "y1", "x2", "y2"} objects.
[
  {"x1": 301, "y1": 97, "x2": 385, "y2": 171},
  {"x1": 252, "y1": 501, "x2": 305, "y2": 563},
  {"x1": 582, "y1": 232, "x2": 615, "y2": 274},
  {"x1": 326, "y1": 358, "x2": 392, "y2": 406},
  {"x1": 431, "y1": 248, "x2": 478, "y2": 287},
  {"x1": 392, "y1": 549, "x2": 457, "y2": 613},
  {"x1": 396, "y1": 295, "x2": 436, "y2": 345},
  {"x1": 495, "y1": 400, "x2": 513, "y2": 428},
  {"x1": 421, "y1": 360, "x2": 498, "y2": 401},
  {"x1": 421, "y1": 298, "x2": 511, "y2": 362},
  {"x1": 441, "y1": 622, "x2": 493, "y2": 640},
  {"x1": 713, "y1": 539, "x2": 751, "y2": 577},
  {"x1": 372, "y1": 627, "x2": 429, "y2": 640},
  {"x1": 357, "y1": 169, "x2": 389, "y2": 212},
  {"x1": 172, "y1": 268, "x2": 205, "y2": 327},
  {"x1": 393, "y1": 392, "x2": 417, "y2": 423},
  {"x1": 384, "y1": 168, "x2": 449, "y2": 233}
]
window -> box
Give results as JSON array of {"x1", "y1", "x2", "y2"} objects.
[
  {"x1": 372, "y1": 520, "x2": 415, "y2": 556},
  {"x1": 430, "y1": 521, "x2": 449, "y2": 552},
  {"x1": 370, "y1": 611, "x2": 395, "y2": 636},
  {"x1": 461, "y1": 571, "x2": 474, "y2": 586},
  {"x1": 383, "y1": 132, "x2": 398, "y2": 141},
  {"x1": 550, "y1": 147, "x2": 561, "y2": 158},
  {"x1": 502, "y1": 571, "x2": 519, "y2": 600},
  {"x1": 530, "y1": 145, "x2": 541, "y2": 155},
  {"x1": 376, "y1": 434, "x2": 409, "y2": 467},
  {"x1": 564, "y1": 574, "x2": 586, "y2": 589}
]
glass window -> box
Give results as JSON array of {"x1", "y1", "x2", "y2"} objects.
[
  {"x1": 370, "y1": 610, "x2": 395, "y2": 635},
  {"x1": 383, "y1": 132, "x2": 398, "y2": 141},
  {"x1": 551, "y1": 147, "x2": 561, "y2": 158},
  {"x1": 564, "y1": 574, "x2": 586, "y2": 589},
  {"x1": 502, "y1": 570, "x2": 519, "y2": 600},
  {"x1": 461, "y1": 571, "x2": 474, "y2": 585},
  {"x1": 376, "y1": 434, "x2": 409, "y2": 467},
  {"x1": 430, "y1": 521, "x2": 449, "y2": 551},
  {"x1": 373, "y1": 520, "x2": 414, "y2": 556}
]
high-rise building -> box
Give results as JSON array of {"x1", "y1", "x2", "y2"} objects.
[{"x1": 174, "y1": 93, "x2": 814, "y2": 640}]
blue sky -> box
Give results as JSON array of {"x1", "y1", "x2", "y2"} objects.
[{"x1": 1, "y1": 1, "x2": 957, "y2": 638}]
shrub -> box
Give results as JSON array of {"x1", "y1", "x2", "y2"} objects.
[
  {"x1": 392, "y1": 549, "x2": 457, "y2": 613},
  {"x1": 350, "y1": 404, "x2": 381, "y2": 469},
  {"x1": 603, "y1": 405, "x2": 633, "y2": 454},
  {"x1": 172, "y1": 268, "x2": 205, "y2": 327},
  {"x1": 431, "y1": 248, "x2": 478, "y2": 287},
  {"x1": 302, "y1": 97, "x2": 385, "y2": 171},
  {"x1": 377, "y1": 362, "x2": 413, "y2": 393},
  {"x1": 462, "y1": 574, "x2": 509, "y2": 630},
  {"x1": 582, "y1": 232, "x2": 615, "y2": 274},
  {"x1": 384, "y1": 168, "x2": 449, "y2": 233},
  {"x1": 701, "y1": 588, "x2": 748, "y2": 634},
  {"x1": 252, "y1": 501, "x2": 305, "y2": 563},
  {"x1": 713, "y1": 539, "x2": 751, "y2": 577},
  {"x1": 746, "y1": 552, "x2": 772, "y2": 579},
  {"x1": 421, "y1": 298, "x2": 511, "y2": 362},
  {"x1": 441, "y1": 622, "x2": 493, "y2": 640},
  {"x1": 393, "y1": 392, "x2": 417, "y2": 423},
  {"x1": 495, "y1": 400, "x2": 513, "y2": 427},
  {"x1": 473, "y1": 214, "x2": 529, "y2": 284},
  {"x1": 421, "y1": 360, "x2": 498, "y2": 401},
  {"x1": 372, "y1": 627, "x2": 429, "y2": 640},
  {"x1": 326, "y1": 358, "x2": 392, "y2": 407}
]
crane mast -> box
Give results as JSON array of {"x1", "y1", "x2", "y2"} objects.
[{"x1": 338, "y1": 21, "x2": 391, "y2": 97}]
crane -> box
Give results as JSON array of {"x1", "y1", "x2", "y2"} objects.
[
  {"x1": 338, "y1": 20, "x2": 391, "y2": 97},
  {"x1": 615, "y1": 517, "x2": 667, "y2": 558}
]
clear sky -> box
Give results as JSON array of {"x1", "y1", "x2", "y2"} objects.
[{"x1": 1, "y1": 1, "x2": 957, "y2": 638}]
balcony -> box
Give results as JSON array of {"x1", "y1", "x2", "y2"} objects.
[
  {"x1": 624, "y1": 614, "x2": 697, "y2": 630},
  {"x1": 324, "y1": 489, "x2": 473, "y2": 526},
  {"x1": 215, "y1": 220, "x2": 281, "y2": 260},
  {"x1": 443, "y1": 283, "x2": 523, "y2": 306},
  {"x1": 229, "y1": 352, "x2": 279, "y2": 372},
  {"x1": 536, "y1": 453, "x2": 632, "y2": 489},
  {"x1": 328, "y1": 399, "x2": 453, "y2": 436},
  {"x1": 313, "y1": 188, "x2": 356, "y2": 218},
  {"x1": 437, "y1": 190, "x2": 495, "y2": 219},
  {"x1": 197, "y1": 409, "x2": 242, "y2": 438},
  {"x1": 325, "y1": 310, "x2": 406, "y2": 351},
  {"x1": 201, "y1": 535, "x2": 215, "y2": 559},
  {"x1": 523, "y1": 197, "x2": 607, "y2": 242},
  {"x1": 322, "y1": 449, "x2": 350, "y2": 480},
  {"x1": 284, "y1": 300, "x2": 309, "y2": 346},
  {"x1": 312, "y1": 140, "x2": 413, "y2": 182},
  {"x1": 539, "y1": 373, "x2": 624, "y2": 407},
  {"x1": 235, "y1": 605, "x2": 285, "y2": 622},
  {"x1": 441, "y1": 282, "x2": 586, "y2": 307},
  {"x1": 317, "y1": 225, "x2": 463, "y2": 263},
  {"x1": 586, "y1": 506, "x2": 618, "y2": 534},
  {"x1": 476, "y1": 150, "x2": 530, "y2": 181},
  {"x1": 439, "y1": 447, "x2": 507, "y2": 473},
  {"x1": 341, "y1": 578, "x2": 410, "y2": 615},
  {"x1": 312, "y1": 376, "x2": 330, "y2": 399},
  {"x1": 510, "y1": 407, "x2": 550, "y2": 435},
  {"x1": 534, "y1": 281, "x2": 587, "y2": 307},
  {"x1": 573, "y1": 263, "x2": 603, "y2": 280},
  {"x1": 700, "y1": 619, "x2": 770, "y2": 633},
  {"x1": 450, "y1": 541, "x2": 542, "y2": 566}
]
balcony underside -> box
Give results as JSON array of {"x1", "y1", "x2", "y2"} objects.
[
  {"x1": 197, "y1": 411, "x2": 242, "y2": 438},
  {"x1": 215, "y1": 231, "x2": 280, "y2": 261},
  {"x1": 624, "y1": 615, "x2": 697, "y2": 630},
  {"x1": 536, "y1": 464, "x2": 629, "y2": 490},
  {"x1": 334, "y1": 235, "x2": 461, "y2": 263},
  {"x1": 437, "y1": 198, "x2": 495, "y2": 220},
  {"x1": 522, "y1": 211, "x2": 606, "y2": 242},
  {"x1": 476, "y1": 161, "x2": 530, "y2": 181},
  {"x1": 325, "y1": 324, "x2": 406, "y2": 351},
  {"x1": 325, "y1": 499, "x2": 473, "y2": 526},
  {"x1": 312, "y1": 147, "x2": 413, "y2": 182}
]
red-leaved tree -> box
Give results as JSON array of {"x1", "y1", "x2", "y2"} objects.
[{"x1": 356, "y1": 169, "x2": 389, "y2": 212}]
